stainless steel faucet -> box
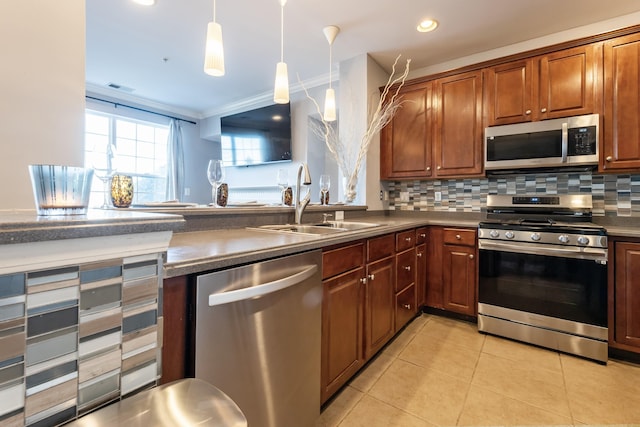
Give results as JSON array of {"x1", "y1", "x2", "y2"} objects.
[{"x1": 294, "y1": 163, "x2": 312, "y2": 224}]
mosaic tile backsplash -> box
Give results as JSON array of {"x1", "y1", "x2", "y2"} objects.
[{"x1": 388, "y1": 172, "x2": 640, "y2": 216}]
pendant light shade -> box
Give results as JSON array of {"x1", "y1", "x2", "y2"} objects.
[
  {"x1": 274, "y1": 0, "x2": 289, "y2": 104},
  {"x1": 204, "y1": 0, "x2": 225, "y2": 77},
  {"x1": 274, "y1": 62, "x2": 290, "y2": 104},
  {"x1": 323, "y1": 88, "x2": 336, "y2": 121},
  {"x1": 323, "y1": 25, "x2": 340, "y2": 121}
]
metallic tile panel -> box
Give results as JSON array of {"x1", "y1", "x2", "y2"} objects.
[
  {"x1": 80, "y1": 284, "x2": 121, "y2": 313},
  {"x1": 27, "y1": 287, "x2": 78, "y2": 313},
  {"x1": 78, "y1": 349, "x2": 121, "y2": 383},
  {"x1": 123, "y1": 260, "x2": 158, "y2": 281},
  {"x1": 78, "y1": 371, "x2": 120, "y2": 410},
  {"x1": 26, "y1": 328, "x2": 77, "y2": 366},
  {"x1": 25, "y1": 378, "x2": 77, "y2": 418},
  {"x1": 121, "y1": 328, "x2": 157, "y2": 356},
  {"x1": 122, "y1": 309, "x2": 157, "y2": 335},
  {"x1": 27, "y1": 267, "x2": 79, "y2": 288},
  {"x1": 389, "y1": 172, "x2": 640, "y2": 216},
  {"x1": 0, "y1": 318, "x2": 25, "y2": 333},
  {"x1": 27, "y1": 278, "x2": 79, "y2": 295},
  {"x1": 0, "y1": 274, "x2": 25, "y2": 299},
  {"x1": 80, "y1": 265, "x2": 122, "y2": 285},
  {"x1": 27, "y1": 306, "x2": 78, "y2": 338},
  {"x1": 26, "y1": 360, "x2": 76, "y2": 391},
  {"x1": 0, "y1": 303, "x2": 24, "y2": 323},
  {"x1": 25, "y1": 398, "x2": 75, "y2": 427}
]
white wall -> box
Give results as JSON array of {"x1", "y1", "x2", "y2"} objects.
[{"x1": 0, "y1": 1, "x2": 86, "y2": 209}]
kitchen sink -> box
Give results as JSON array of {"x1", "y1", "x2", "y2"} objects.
[{"x1": 251, "y1": 221, "x2": 380, "y2": 236}]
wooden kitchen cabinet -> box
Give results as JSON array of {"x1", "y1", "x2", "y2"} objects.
[
  {"x1": 364, "y1": 234, "x2": 396, "y2": 359},
  {"x1": 415, "y1": 228, "x2": 428, "y2": 308},
  {"x1": 380, "y1": 82, "x2": 433, "y2": 179},
  {"x1": 433, "y1": 70, "x2": 484, "y2": 177},
  {"x1": 426, "y1": 226, "x2": 478, "y2": 317},
  {"x1": 602, "y1": 32, "x2": 640, "y2": 171},
  {"x1": 394, "y1": 230, "x2": 418, "y2": 330},
  {"x1": 161, "y1": 275, "x2": 191, "y2": 384},
  {"x1": 610, "y1": 241, "x2": 640, "y2": 353},
  {"x1": 484, "y1": 44, "x2": 601, "y2": 126},
  {"x1": 321, "y1": 242, "x2": 365, "y2": 403}
]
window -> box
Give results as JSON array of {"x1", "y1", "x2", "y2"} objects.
[{"x1": 84, "y1": 110, "x2": 169, "y2": 207}]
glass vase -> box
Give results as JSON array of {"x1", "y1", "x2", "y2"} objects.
[{"x1": 110, "y1": 174, "x2": 133, "y2": 208}]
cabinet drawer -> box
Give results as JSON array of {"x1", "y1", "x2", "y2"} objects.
[
  {"x1": 395, "y1": 283, "x2": 416, "y2": 331},
  {"x1": 323, "y1": 243, "x2": 365, "y2": 279},
  {"x1": 367, "y1": 234, "x2": 395, "y2": 262},
  {"x1": 415, "y1": 227, "x2": 428, "y2": 245},
  {"x1": 395, "y1": 248, "x2": 416, "y2": 292},
  {"x1": 396, "y1": 230, "x2": 415, "y2": 252},
  {"x1": 443, "y1": 228, "x2": 476, "y2": 246}
]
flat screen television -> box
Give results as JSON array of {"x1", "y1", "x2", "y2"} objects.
[{"x1": 220, "y1": 103, "x2": 292, "y2": 167}]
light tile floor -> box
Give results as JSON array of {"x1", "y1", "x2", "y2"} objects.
[{"x1": 317, "y1": 314, "x2": 640, "y2": 427}]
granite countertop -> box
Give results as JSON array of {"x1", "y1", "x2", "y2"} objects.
[
  {"x1": 0, "y1": 209, "x2": 185, "y2": 244},
  {"x1": 164, "y1": 212, "x2": 483, "y2": 278}
]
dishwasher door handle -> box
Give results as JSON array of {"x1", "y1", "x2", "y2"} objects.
[{"x1": 208, "y1": 264, "x2": 318, "y2": 307}]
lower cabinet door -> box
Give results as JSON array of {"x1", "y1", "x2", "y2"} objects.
[
  {"x1": 443, "y1": 244, "x2": 477, "y2": 316},
  {"x1": 395, "y1": 284, "x2": 417, "y2": 331},
  {"x1": 364, "y1": 257, "x2": 395, "y2": 359},
  {"x1": 321, "y1": 268, "x2": 365, "y2": 403}
]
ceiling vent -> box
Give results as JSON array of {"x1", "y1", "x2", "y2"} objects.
[{"x1": 106, "y1": 82, "x2": 135, "y2": 93}]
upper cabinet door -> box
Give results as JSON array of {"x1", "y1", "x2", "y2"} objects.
[
  {"x1": 433, "y1": 70, "x2": 484, "y2": 177},
  {"x1": 538, "y1": 44, "x2": 601, "y2": 120},
  {"x1": 602, "y1": 33, "x2": 640, "y2": 172},
  {"x1": 484, "y1": 59, "x2": 534, "y2": 126},
  {"x1": 380, "y1": 83, "x2": 432, "y2": 179}
]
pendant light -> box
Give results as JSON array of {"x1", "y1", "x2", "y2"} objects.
[
  {"x1": 322, "y1": 26, "x2": 340, "y2": 122},
  {"x1": 273, "y1": 0, "x2": 289, "y2": 104},
  {"x1": 204, "y1": 0, "x2": 225, "y2": 76}
]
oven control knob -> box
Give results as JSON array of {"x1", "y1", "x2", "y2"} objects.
[
  {"x1": 577, "y1": 236, "x2": 590, "y2": 245},
  {"x1": 489, "y1": 230, "x2": 500, "y2": 238},
  {"x1": 558, "y1": 234, "x2": 570, "y2": 244},
  {"x1": 505, "y1": 231, "x2": 515, "y2": 239},
  {"x1": 531, "y1": 233, "x2": 541, "y2": 241}
]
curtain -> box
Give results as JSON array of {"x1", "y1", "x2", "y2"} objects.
[{"x1": 166, "y1": 119, "x2": 185, "y2": 201}]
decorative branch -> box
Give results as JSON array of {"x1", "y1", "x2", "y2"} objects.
[{"x1": 300, "y1": 54, "x2": 411, "y2": 202}]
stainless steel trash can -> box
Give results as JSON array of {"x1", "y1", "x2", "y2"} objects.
[{"x1": 66, "y1": 378, "x2": 247, "y2": 426}]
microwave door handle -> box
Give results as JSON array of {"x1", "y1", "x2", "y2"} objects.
[{"x1": 561, "y1": 122, "x2": 568, "y2": 163}]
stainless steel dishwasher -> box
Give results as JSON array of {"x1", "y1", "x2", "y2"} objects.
[{"x1": 195, "y1": 250, "x2": 322, "y2": 427}]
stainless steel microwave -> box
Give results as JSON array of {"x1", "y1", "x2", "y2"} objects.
[{"x1": 484, "y1": 114, "x2": 599, "y2": 171}]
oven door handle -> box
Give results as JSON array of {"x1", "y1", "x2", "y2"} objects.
[{"x1": 479, "y1": 240, "x2": 607, "y2": 262}]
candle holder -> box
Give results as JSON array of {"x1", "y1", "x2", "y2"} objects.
[{"x1": 111, "y1": 174, "x2": 134, "y2": 208}]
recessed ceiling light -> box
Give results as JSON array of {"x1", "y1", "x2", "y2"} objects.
[
  {"x1": 132, "y1": 0, "x2": 155, "y2": 5},
  {"x1": 417, "y1": 19, "x2": 438, "y2": 33}
]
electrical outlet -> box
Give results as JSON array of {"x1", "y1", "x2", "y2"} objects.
[
  {"x1": 335, "y1": 210, "x2": 345, "y2": 221},
  {"x1": 434, "y1": 191, "x2": 442, "y2": 202},
  {"x1": 400, "y1": 191, "x2": 410, "y2": 202},
  {"x1": 184, "y1": 187, "x2": 191, "y2": 197},
  {"x1": 379, "y1": 190, "x2": 383, "y2": 200}
]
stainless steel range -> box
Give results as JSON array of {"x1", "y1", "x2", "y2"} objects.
[{"x1": 478, "y1": 194, "x2": 608, "y2": 363}]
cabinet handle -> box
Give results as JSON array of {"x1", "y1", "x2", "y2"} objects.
[
  {"x1": 541, "y1": 107, "x2": 547, "y2": 113},
  {"x1": 403, "y1": 266, "x2": 411, "y2": 271},
  {"x1": 368, "y1": 274, "x2": 375, "y2": 281},
  {"x1": 417, "y1": 252, "x2": 423, "y2": 258},
  {"x1": 360, "y1": 277, "x2": 367, "y2": 284},
  {"x1": 420, "y1": 233, "x2": 426, "y2": 238},
  {"x1": 405, "y1": 237, "x2": 412, "y2": 243},
  {"x1": 403, "y1": 304, "x2": 412, "y2": 310},
  {"x1": 437, "y1": 166, "x2": 441, "y2": 170},
  {"x1": 469, "y1": 254, "x2": 474, "y2": 259},
  {"x1": 606, "y1": 156, "x2": 612, "y2": 162},
  {"x1": 525, "y1": 109, "x2": 531, "y2": 115},
  {"x1": 426, "y1": 166, "x2": 431, "y2": 171},
  {"x1": 455, "y1": 234, "x2": 461, "y2": 240}
]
